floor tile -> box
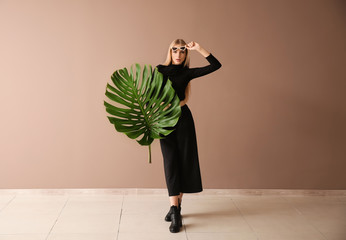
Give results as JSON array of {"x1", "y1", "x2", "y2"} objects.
[
  {"x1": 232, "y1": 196, "x2": 302, "y2": 217},
  {"x1": 122, "y1": 195, "x2": 170, "y2": 215},
  {"x1": 0, "y1": 234, "x2": 47, "y2": 240},
  {"x1": 182, "y1": 198, "x2": 253, "y2": 233},
  {"x1": 50, "y1": 214, "x2": 120, "y2": 234},
  {"x1": 117, "y1": 232, "x2": 187, "y2": 240},
  {"x1": 338, "y1": 196, "x2": 346, "y2": 203},
  {"x1": 119, "y1": 213, "x2": 172, "y2": 233},
  {"x1": 182, "y1": 197, "x2": 235, "y2": 215},
  {"x1": 0, "y1": 212, "x2": 58, "y2": 234},
  {"x1": 283, "y1": 196, "x2": 346, "y2": 237},
  {"x1": 256, "y1": 231, "x2": 326, "y2": 240},
  {"x1": 322, "y1": 232, "x2": 346, "y2": 240},
  {"x1": 183, "y1": 214, "x2": 253, "y2": 233},
  {"x1": 63, "y1": 198, "x2": 122, "y2": 215},
  {"x1": 46, "y1": 233, "x2": 117, "y2": 240},
  {"x1": 241, "y1": 214, "x2": 324, "y2": 234},
  {"x1": 187, "y1": 232, "x2": 258, "y2": 240},
  {"x1": 1, "y1": 195, "x2": 67, "y2": 215},
  {"x1": 0, "y1": 191, "x2": 345, "y2": 239},
  {"x1": 0, "y1": 195, "x2": 15, "y2": 211}
]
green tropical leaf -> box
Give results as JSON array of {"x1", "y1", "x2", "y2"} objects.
[{"x1": 104, "y1": 63, "x2": 181, "y2": 163}]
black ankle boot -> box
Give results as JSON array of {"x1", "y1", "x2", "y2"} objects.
[
  {"x1": 169, "y1": 205, "x2": 182, "y2": 233},
  {"x1": 165, "y1": 201, "x2": 181, "y2": 222}
]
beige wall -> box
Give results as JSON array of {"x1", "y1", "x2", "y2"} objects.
[{"x1": 0, "y1": 0, "x2": 345, "y2": 190}]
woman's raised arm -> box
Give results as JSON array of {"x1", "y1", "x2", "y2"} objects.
[{"x1": 186, "y1": 41, "x2": 222, "y2": 79}]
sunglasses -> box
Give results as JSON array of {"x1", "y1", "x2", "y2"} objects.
[{"x1": 171, "y1": 46, "x2": 187, "y2": 53}]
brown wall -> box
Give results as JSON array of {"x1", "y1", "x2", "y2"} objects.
[{"x1": 0, "y1": 0, "x2": 345, "y2": 189}]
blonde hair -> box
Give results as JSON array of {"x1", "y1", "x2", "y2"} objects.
[{"x1": 162, "y1": 39, "x2": 191, "y2": 103}]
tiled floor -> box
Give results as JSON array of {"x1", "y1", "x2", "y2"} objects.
[{"x1": 0, "y1": 191, "x2": 345, "y2": 240}]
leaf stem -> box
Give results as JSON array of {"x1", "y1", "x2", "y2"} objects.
[{"x1": 148, "y1": 144, "x2": 152, "y2": 164}]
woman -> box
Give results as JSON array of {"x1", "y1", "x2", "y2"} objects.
[{"x1": 155, "y1": 39, "x2": 222, "y2": 233}]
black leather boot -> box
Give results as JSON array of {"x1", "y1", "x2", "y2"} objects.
[
  {"x1": 165, "y1": 201, "x2": 181, "y2": 222},
  {"x1": 164, "y1": 206, "x2": 173, "y2": 222},
  {"x1": 169, "y1": 205, "x2": 182, "y2": 233}
]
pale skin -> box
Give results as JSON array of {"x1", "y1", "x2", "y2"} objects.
[{"x1": 169, "y1": 41, "x2": 210, "y2": 206}]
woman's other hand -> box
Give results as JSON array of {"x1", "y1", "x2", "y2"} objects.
[
  {"x1": 186, "y1": 41, "x2": 201, "y2": 51},
  {"x1": 186, "y1": 41, "x2": 210, "y2": 57}
]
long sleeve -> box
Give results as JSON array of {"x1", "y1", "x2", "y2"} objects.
[{"x1": 188, "y1": 53, "x2": 222, "y2": 79}]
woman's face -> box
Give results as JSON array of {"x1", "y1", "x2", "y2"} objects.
[{"x1": 171, "y1": 44, "x2": 187, "y2": 65}]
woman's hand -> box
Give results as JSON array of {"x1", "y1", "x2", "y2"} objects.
[
  {"x1": 186, "y1": 41, "x2": 210, "y2": 57},
  {"x1": 186, "y1": 41, "x2": 201, "y2": 51}
]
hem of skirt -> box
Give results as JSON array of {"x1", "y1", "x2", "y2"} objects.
[{"x1": 168, "y1": 188, "x2": 203, "y2": 196}]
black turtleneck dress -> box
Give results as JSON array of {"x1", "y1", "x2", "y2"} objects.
[{"x1": 156, "y1": 53, "x2": 222, "y2": 196}]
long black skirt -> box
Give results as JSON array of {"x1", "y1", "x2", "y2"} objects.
[{"x1": 160, "y1": 104, "x2": 203, "y2": 196}]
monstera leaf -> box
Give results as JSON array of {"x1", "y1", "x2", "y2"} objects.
[{"x1": 104, "y1": 63, "x2": 181, "y2": 163}]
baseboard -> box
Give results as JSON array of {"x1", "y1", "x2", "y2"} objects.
[{"x1": 0, "y1": 188, "x2": 345, "y2": 196}]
